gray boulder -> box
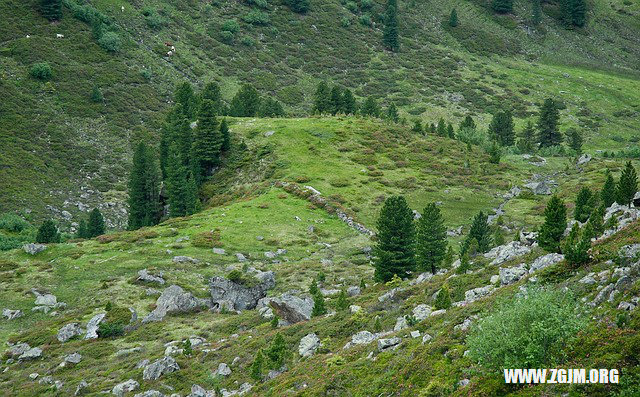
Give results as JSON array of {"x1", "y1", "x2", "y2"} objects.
[
  {"x1": 172, "y1": 256, "x2": 200, "y2": 264},
  {"x1": 268, "y1": 293, "x2": 313, "y2": 324},
  {"x1": 576, "y1": 154, "x2": 592, "y2": 166},
  {"x1": 134, "y1": 392, "x2": 164, "y2": 397},
  {"x1": 2, "y1": 309, "x2": 23, "y2": 320},
  {"x1": 619, "y1": 244, "x2": 640, "y2": 263},
  {"x1": 19, "y1": 347, "x2": 43, "y2": 360},
  {"x1": 464, "y1": 285, "x2": 494, "y2": 303},
  {"x1": 351, "y1": 331, "x2": 376, "y2": 345},
  {"x1": 85, "y1": 313, "x2": 106, "y2": 339},
  {"x1": 57, "y1": 323, "x2": 84, "y2": 343},
  {"x1": 33, "y1": 290, "x2": 57, "y2": 306},
  {"x1": 377, "y1": 337, "x2": 401, "y2": 351},
  {"x1": 412, "y1": 304, "x2": 432, "y2": 321},
  {"x1": 210, "y1": 271, "x2": 275, "y2": 311},
  {"x1": 215, "y1": 363, "x2": 232, "y2": 376},
  {"x1": 393, "y1": 316, "x2": 408, "y2": 331},
  {"x1": 112, "y1": 379, "x2": 139, "y2": 396},
  {"x1": 23, "y1": 243, "x2": 46, "y2": 255},
  {"x1": 298, "y1": 333, "x2": 320, "y2": 357},
  {"x1": 143, "y1": 285, "x2": 209, "y2": 323},
  {"x1": 484, "y1": 241, "x2": 531, "y2": 265},
  {"x1": 499, "y1": 263, "x2": 528, "y2": 285},
  {"x1": 6, "y1": 342, "x2": 31, "y2": 357},
  {"x1": 188, "y1": 385, "x2": 214, "y2": 397},
  {"x1": 213, "y1": 248, "x2": 226, "y2": 255},
  {"x1": 347, "y1": 286, "x2": 361, "y2": 296},
  {"x1": 590, "y1": 283, "x2": 615, "y2": 307},
  {"x1": 143, "y1": 356, "x2": 180, "y2": 381},
  {"x1": 137, "y1": 269, "x2": 165, "y2": 285},
  {"x1": 530, "y1": 253, "x2": 564, "y2": 272},
  {"x1": 65, "y1": 353, "x2": 82, "y2": 364}
]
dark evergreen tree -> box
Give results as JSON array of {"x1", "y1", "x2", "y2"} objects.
[
  {"x1": 286, "y1": 0, "x2": 310, "y2": 13},
  {"x1": 220, "y1": 118, "x2": 231, "y2": 152},
  {"x1": 166, "y1": 143, "x2": 198, "y2": 217},
  {"x1": 489, "y1": 109, "x2": 515, "y2": 146},
  {"x1": 487, "y1": 140, "x2": 501, "y2": 164},
  {"x1": 387, "y1": 103, "x2": 399, "y2": 123},
  {"x1": 342, "y1": 89, "x2": 357, "y2": 115},
  {"x1": 492, "y1": 0, "x2": 514, "y2": 14},
  {"x1": 562, "y1": 0, "x2": 587, "y2": 27},
  {"x1": 587, "y1": 204, "x2": 605, "y2": 238},
  {"x1": 449, "y1": 8, "x2": 458, "y2": 27},
  {"x1": 434, "y1": 285, "x2": 452, "y2": 310},
  {"x1": 250, "y1": 350, "x2": 264, "y2": 381},
  {"x1": 616, "y1": 161, "x2": 638, "y2": 208},
  {"x1": 36, "y1": 219, "x2": 60, "y2": 243},
  {"x1": 266, "y1": 333, "x2": 289, "y2": 369},
  {"x1": 175, "y1": 82, "x2": 198, "y2": 120},
  {"x1": 335, "y1": 290, "x2": 349, "y2": 311},
  {"x1": 127, "y1": 141, "x2": 160, "y2": 230},
  {"x1": 374, "y1": 196, "x2": 416, "y2": 282},
  {"x1": 537, "y1": 98, "x2": 562, "y2": 147},
  {"x1": 382, "y1": 0, "x2": 399, "y2": 52},
  {"x1": 538, "y1": 195, "x2": 567, "y2": 253},
  {"x1": 460, "y1": 115, "x2": 476, "y2": 131},
  {"x1": 308, "y1": 279, "x2": 319, "y2": 296},
  {"x1": 464, "y1": 211, "x2": 492, "y2": 254},
  {"x1": 88, "y1": 208, "x2": 106, "y2": 237},
  {"x1": 517, "y1": 120, "x2": 537, "y2": 153},
  {"x1": 201, "y1": 82, "x2": 224, "y2": 116},
  {"x1": 76, "y1": 219, "x2": 89, "y2": 239},
  {"x1": 532, "y1": 0, "x2": 542, "y2": 25},
  {"x1": 601, "y1": 169, "x2": 616, "y2": 208},
  {"x1": 563, "y1": 224, "x2": 590, "y2": 267},
  {"x1": 574, "y1": 187, "x2": 593, "y2": 223},
  {"x1": 412, "y1": 120, "x2": 423, "y2": 134},
  {"x1": 311, "y1": 292, "x2": 327, "y2": 317},
  {"x1": 360, "y1": 96, "x2": 380, "y2": 117},
  {"x1": 90, "y1": 85, "x2": 103, "y2": 103},
  {"x1": 230, "y1": 84, "x2": 261, "y2": 117},
  {"x1": 259, "y1": 98, "x2": 285, "y2": 117},
  {"x1": 436, "y1": 118, "x2": 447, "y2": 137},
  {"x1": 192, "y1": 99, "x2": 222, "y2": 180},
  {"x1": 429, "y1": 123, "x2": 437, "y2": 135},
  {"x1": 416, "y1": 203, "x2": 447, "y2": 274},
  {"x1": 313, "y1": 81, "x2": 331, "y2": 114},
  {"x1": 41, "y1": 0, "x2": 62, "y2": 21},
  {"x1": 566, "y1": 128, "x2": 583, "y2": 154},
  {"x1": 329, "y1": 86, "x2": 343, "y2": 115},
  {"x1": 447, "y1": 123, "x2": 455, "y2": 139}
]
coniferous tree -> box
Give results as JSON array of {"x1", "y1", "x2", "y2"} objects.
[
  {"x1": 449, "y1": 8, "x2": 458, "y2": 27},
  {"x1": 311, "y1": 292, "x2": 327, "y2": 317},
  {"x1": 616, "y1": 161, "x2": 638, "y2": 208},
  {"x1": 192, "y1": 99, "x2": 222, "y2": 180},
  {"x1": 250, "y1": 350, "x2": 264, "y2": 381},
  {"x1": 537, "y1": 98, "x2": 562, "y2": 147},
  {"x1": 36, "y1": 219, "x2": 60, "y2": 243},
  {"x1": 175, "y1": 82, "x2": 198, "y2": 120},
  {"x1": 492, "y1": 0, "x2": 514, "y2": 14},
  {"x1": 434, "y1": 285, "x2": 452, "y2": 310},
  {"x1": 416, "y1": 203, "x2": 447, "y2": 274},
  {"x1": 41, "y1": 0, "x2": 62, "y2": 21},
  {"x1": 587, "y1": 204, "x2": 605, "y2": 238},
  {"x1": 309, "y1": 279, "x2": 319, "y2": 296},
  {"x1": 266, "y1": 333, "x2": 289, "y2": 369},
  {"x1": 88, "y1": 208, "x2": 106, "y2": 237},
  {"x1": 259, "y1": 98, "x2": 285, "y2": 117},
  {"x1": 335, "y1": 290, "x2": 349, "y2": 311},
  {"x1": 128, "y1": 141, "x2": 160, "y2": 230},
  {"x1": 313, "y1": 81, "x2": 331, "y2": 114},
  {"x1": 383, "y1": 0, "x2": 399, "y2": 52},
  {"x1": 342, "y1": 89, "x2": 357, "y2": 115},
  {"x1": 429, "y1": 123, "x2": 437, "y2": 135},
  {"x1": 566, "y1": 128, "x2": 583, "y2": 154},
  {"x1": 574, "y1": 187, "x2": 593, "y2": 223},
  {"x1": 464, "y1": 211, "x2": 492, "y2": 254},
  {"x1": 412, "y1": 120, "x2": 423, "y2": 134},
  {"x1": 360, "y1": 96, "x2": 380, "y2": 117},
  {"x1": 532, "y1": 0, "x2": 542, "y2": 25},
  {"x1": 601, "y1": 169, "x2": 616, "y2": 208},
  {"x1": 201, "y1": 82, "x2": 224, "y2": 116},
  {"x1": 230, "y1": 84, "x2": 261, "y2": 117},
  {"x1": 330, "y1": 86, "x2": 343, "y2": 115},
  {"x1": 286, "y1": 0, "x2": 310, "y2": 13},
  {"x1": 487, "y1": 140, "x2": 501, "y2": 164},
  {"x1": 538, "y1": 195, "x2": 567, "y2": 253},
  {"x1": 436, "y1": 118, "x2": 447, "y2": 137},
  {"x1": 460, "y1": 115, "x2": 476, "y2": 131},
  {"x1": 76, "y1": 219, "x2": 89, "y2": 239},
  {"x1": 517, "y1": 120, "x2": 537, "y2": 153},
  {"x1": 166, "y1": 143, "x2": 198, "y2": 217},
  {"x1": 387, "y1": 103, "x2": 399, "y2": 123},
  {"x1": 374, "y1": 196, "x2": 416, "y2": 282},
  {"x1": 220, "y1": 119, "x2": 231, "y2": 152},
  {"x1": 489, "y1": 109, "x2": 515, "y2": 146},
  {"x1": 562, "y1": 0, "x2": 587, "y2": 27},
  {"x1": 447, "y1": 123, "x2": 455, "y2": 139},
  {"x1": 564, "y1": 224, "x2": 590, "y2": 267}
]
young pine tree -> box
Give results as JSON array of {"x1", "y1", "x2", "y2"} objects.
[
  {"x1": 250, "y1": 350, "x2": 265, "y2": 381},
  {"x1": 313, "y1": 81, "x2": 331, "y2": 114},
  {"x1": 230, "y1": 84, "x2": 261, "y2": 117},
  {"x1": 311, "y1": 292, "x2": 327, "y2": 317},
  {"x1": 335, "y1": 290, "x2": 349, "y2": 311},
  {"x1": 329, "y1": 86, "x2": 343, "y2": 115},
  {"x1": 434, "y1": 285, "x2": 452, "y2": 310},
  {"x1": 601, "y1": 169, "x2": 616, "y2": 208},
  {"x1": 587, "y1": 204, "x2": 605, "y2": 238},
  {"x1": 436, "y1": 118, "x2": 447, "y2": 137},
  {"x1": 88, "y1": 208, "x2": 106, "y2": 238},
  {"x1": 447, "y1": 123, "x2": 455, "y2": 139},
  {"x1": 489, "y1": 109, "x2": 515, "y2": 146},
  {"x1": 574, "y1": 187, "x2": 593, "y2": 223},
  {"x1": 563, "y1": 224, "x2": 590, "y2": 267},
  {"x1": 387, "y1": 103, "x2": 399, "y2": 123},
  {"x1": 127, "y1": 141, "x2": 160, "y2": 230},
  {"x1": 266, "y1": 334, "x2": 289, "y2": 369},
  {"x1": 36, "y1": 219, "x2": 60, "y2": 244},
  {"x1": 76, "y1": 219, "x2": 89, "y2": 239},
  {"x1": 492, "y1": 0, "x2": 514, "y2": 14},
  {"x1": 460, "y1": 115, "x2": 476, "y2": 131},
  {"x1": 449, "y1": 8, "x2": 458, "y2": 27},
  {"x1": 416, "y1": 203, "x2": 447, "y2": 274},
  {"x1": 360, "y1": 96, "x2": 380, "y2": 117},
  {"x1": 412, "y1": 120, "x2": 423, "y2": 134},
  {"x1": 537, "y1": 98, "x2": 562, "y2": 148},
  {"x1": 383, "y1": 0, "x2": 399, "y2": 52},
  {"x1": 465, "y1": 211, "x2": 493, "y2": 254},
  {"x1": 201, "y1": 82, "x2": 224, "y2": 115},
  {"x1": 286, "y1": 0, "x2": 310, "y2": 13},
  {"x1": 342, "y1": 89, "x2": 357, "y2": 115},
  {"x1": 538, "y1": 195, "x2": 567, "y2": 253},
  {"x1": 566, "y1": 128, "x2": 583, "y2": 154},
  {"x1": 192, "y1": 99, "x2": 222, "y2": 181},
  {"x1": 517, "y1": 120, "x2": 537, "y2": 153},
  {"x1": 374, "y1": 196, "x2": 416, "y2": 282},
  {"x1": 616, "y1": 161, "x2": 638, "y2": 208},
  {"x1": 487, "y1": 140, "x2": 502, "y2": 164}
]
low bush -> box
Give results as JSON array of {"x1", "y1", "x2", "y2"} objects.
[{"x1": 30, "y1": 62, "x2": 52, "y2": 80}]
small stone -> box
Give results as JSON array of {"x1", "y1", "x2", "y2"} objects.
[
  {"x1": 422, "y1": 334, "x2": 433, "y2": 344},
  {"x1": 213, "y1": 248, "x2": 226, "y2": 255},
  {"x1": 410, "y1": 330, "x2": 421, "y2": 338},
  {"x1": 112, "y1": 379, "x2": 139, "y2": 396},
  {"x1": 65, "y1": 353, "x2": 82, "y2": 364},
  {"x1": 377, "y1": 337, "x2": 401, "y2": 351},
  {"x1": 215, "y1": 362, "x2": 231, "y2": 377}
]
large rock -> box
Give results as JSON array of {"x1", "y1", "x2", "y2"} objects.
[
  {"x1": 65, "y1": 353, "x2": 82, "y2": 364},
  {"x1": 298, "y1": 333, "x2": 320, "y2": 357},
  {"x1": 6, "y1": 342, "x2": 31, "y2": 357},
  {"x1": 137, "y1": 269, "x2": 165, "y2": 285},
  {"x1": 347, "y1": 286, "x2": 361, "y2": 297},
  {"x1": 351, "y1": 331, "x2": 376, "y2": 345},
  {"x1": 377, "y1": 337, "x2": 401, "y2": 352},
  {"x1": 142, "y1": 356, "x2": 180, "y2": 381},
  {"x1": 267, "y1": 293, "x2": 313, "y2": 324},
  {"x1": 19, "y1": 347, "x2": 43, "y2": 360},
  {"x1": 33, "y1": 290, "x2": 57, "y2": 306},
  {"x1": 23, "y1": 243, "x2": 46, "y2": 255},
  {"x1": 484, "y1": 242, "x2": 531, "y2": 265},
  {"x1": 394, "y1": 316, "x2": 408, "y2": 331},
  {"x1": 85, "y1": 313, "x2": 106, "y2": 339},
  {"x1": 499, "y1": 263, "x2": 528, "y2": 285},
  {"x1": 530, "y1": 253, "x2": 564, "y2": 272},
  {"x1": 134, "y1": 391, "x2": 164, "y2": 397},
  {"x1": 412, "y1": 304, "x2": 432, "y2": 321},
  {"x1": 172, "y1": 256, "x2": 200, "y2": 264},
  {"x1": 464, "y1": 286, "x2": 494, "y2": 303},
  {"x1": 590, "y1": 284, "x2": 615, "y2": 307},
  {"x1": 378, "y1": 288, "x2": 402, "y2": 303},
  {"x1": 210, "y1": 271, "x2": 275, "y2": 311},
  {"x1": 576, "y1": 154, "x2": 592, "y2": 166},
  {"x1": 215, "y1": 363, "x2": 232, "y2": 376},
  {"x1": 2, "y1": 309, "x2": 23, "y2": 320},
  {"x1": 619, "y1": 244, "x2": 640, "y2": 263},
  {"x1": 112, "y1": 379, "x2": 139, "y2": 396},
  {"x1": 143, "y1": 285, "x2": 209, "y2": 323},
  {"x1": 57, "y1": 323, "x2": 84, "y2": 343}
]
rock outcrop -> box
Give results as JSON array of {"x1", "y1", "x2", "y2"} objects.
[
  {"x1": 209, "y1": 271, "x2": 275, "y2": 311},
  {"x1": 143, "y1": 285, "x2": 209, "y2": 323}
]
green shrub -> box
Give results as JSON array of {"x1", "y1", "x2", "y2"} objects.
[
  {"x1": 98, "y1": 32, "x2": 121, "y2": 52},
  {"x1": 222, "y1": 19, "x2": 240, "y2": 33},
  {"x1": 467, "y1": 287, "x2": 587, "y2": 370},
  {"x1": 0, "y1": 213, "x2": 30, "y2": 232},
  {"x1": 97, "y1": 321, "x2": 124, "y2": 338},
  {"x1": 243, "y1": 10, "x2": 270, "y2": 25},
  {"x1": 434, "y1": 285, "x2": 452, "y2": 310},
  {"x1": 30, "y1": 62, "x2": 52, "y2": 80}
]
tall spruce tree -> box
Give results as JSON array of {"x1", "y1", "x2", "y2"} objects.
[
  {"x1": 201, "y1": 82, "x2": 224, "y2": 116},
  {"x1": 489, "y1": 109, "x2": 515, "y2": 146},
  {"x1": 41, "y1": 0, "x2": 62, "y2": 21},
  {"x1": 517, "y1": 120, "x2": 537, "y2": 153},
  {"x1": 562, "y1": 0, "x2": 587, "y2": 27},
  {"x1": 616, "y1": 161, "x2": 638, "y2": 208},
  {"x1": 464, "y1": 211, "x2": 492, "y2": 254},
  {"x1": 220, "y1": 118, "x2": 231, "y2": 152},
  {"x1": 166, "y1": 143, "x2": 198, "y2": 217},
  {"x1": 460, "y1": 115, "x2": 476, "y2": 131},
  {"x1": 259, "y1": 98, "x2": 285, "y2": 117},
  {"x1": 447, "y1": 123, "x2": 455, "y2": 139},
  {"x1": 387, "y1": 103, "x2": 399, "y2": 123},
  {"x1": 175, "y1": 82, "x2": 198, "y2": 121},
  {"x1": 532, "y1": 0, "x2": 542, "y2": 25},
  {"x1": 230, "y1": 84, "x2": 261, "y2": 117},
  {"x1": 88, "y1": 208, "x2": 106, "y2": 237},
  {"x1": 601, "y1": 169, "x2": 616, "y2": 208},
  {"x1": 76, "y1": 219, "x2": 89, "y2": 239},
  {"x1": 286, "y1": 0, "x2": 310, "y2": 13},
  {"x1": 313, "y1": 81, "x2": 331, "y2": 114},
  {"x1": 329, "y1": 86, "x2": 343, "y2": 115},
  {"x1": 374, "y1": 196, "x2": 416, "y2": 282},
  {"x1": 36, "y1": 219, "x2": 60, "y2": 243},
  {"x1": 538, "y1": 195, "x2": 567, "y2": 253},
  {"x1": 492, "y1": 0, "x2": 514, "y2": 14},
  {"x1": 342, "y1": 89, "x2": 357, "y2": 115},
  {"x1": 537, "y1": 98, "x2": 562, "y2": 147},
  {"x1": 127, "y1": 141, "x2": 160, "y2": 230},
  {"x1": 311, "y1": 292, "x2": 327, "y2": 317},
  {"x1": 360, "y1": 96, "x2": 380, "y2": 117},
  {"x1": 383, "y1": 0, "x2": 399, "y2": 52},
  {"x1": 449, "y1": 8, "x2": 458, "y2": 27},
  {"x1": 416, "y1": 203, "x2": 448, "y2": 274},
  {"x1": 192, "y1": 99, "x2": 222, "y2": 181},
  {"x1": 436, "y1": 118, "x2": 447, "y2": 137},
  {"x1": 574, "y1": 187, "x2": 593, "y2": 223}
]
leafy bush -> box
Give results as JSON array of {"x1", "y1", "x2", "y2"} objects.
[
  {"x1": 30, "y1": 62, "x2": 52, "y2": 80},
  {"x1": 456, "y1": 127, "x2": 487, "y2": 146},
  {"x1": 97, "y1": 321, "x2": 124, "y2": 338},
  {"x1": 0, "y1": 234, "x2": 27, "y2": 251},
  {"x1": 98, "y1": 32, "x2": 121, "y2": 52},
  {"x1": 467, "y1": 287, "x2": 587, "y2": 370},
  {"x1": 222, "y1": 19, "x2": 240, "y2": 33},
  {"x1": 243, "y1": 10, "x2": 270, "y2": 25},
  {"x1": 0, "y1": 213, "x2": 30, "y2": 233}
]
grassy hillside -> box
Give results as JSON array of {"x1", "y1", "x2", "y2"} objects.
[{"x1": 1, "y1": 0, "x2": 640, "y2": 223}]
